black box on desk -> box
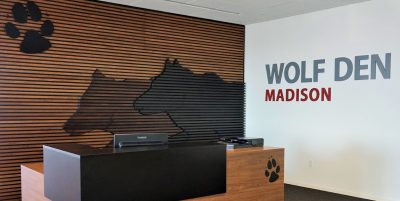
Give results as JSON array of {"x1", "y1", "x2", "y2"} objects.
[{"x1": 43, "y1": 143, "x2": 226, "y2": 201}]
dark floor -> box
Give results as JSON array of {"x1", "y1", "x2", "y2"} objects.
[{"x1": 285, "y1": 184, "x2": 374, "y2": 201}]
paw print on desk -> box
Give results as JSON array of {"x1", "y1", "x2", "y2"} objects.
[
  {"x1": 265, "y1": 157, "x2": 281, "y2": 183},
  {"x1": 4, "y1": 1, "x2": 55, "y2": 54}
]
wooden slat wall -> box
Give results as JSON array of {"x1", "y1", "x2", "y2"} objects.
[{"x1": 0, "y1": 0, "x2": 244, "y2": 199}]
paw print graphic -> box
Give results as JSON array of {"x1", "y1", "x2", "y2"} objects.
[
  {"x1": 4, "y1": 1, "x2": 54, "y2": 54},
  {"x1": 265, "y1": 157, "x2": 281, "y2": 183}
]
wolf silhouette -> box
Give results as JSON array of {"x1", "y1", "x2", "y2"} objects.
[
  {"x1": 134, "y1": 59, "x2": 245, "y2": 139},
  {"x1": 64, "y1": 69, "x2": 181, "y2": 138}
]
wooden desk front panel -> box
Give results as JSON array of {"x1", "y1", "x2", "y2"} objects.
[
  {"x1": 187, "y1": 147, "x2": 284, "y2": 201},
  {"x1": 21, "y1": 147, "x2": 284, "y2": 201}
]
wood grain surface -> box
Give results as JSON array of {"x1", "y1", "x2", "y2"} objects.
[{"x1": 0, "y1": 0, "x2": 244, "y2": 199}]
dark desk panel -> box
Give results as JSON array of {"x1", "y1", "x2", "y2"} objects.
[{"x1": 44, "y1": 143, "x2": 226, "y2": 201}]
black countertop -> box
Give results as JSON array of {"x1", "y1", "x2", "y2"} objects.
[{"x1": 44, "y1": 142, "x2": 224, "y2": 157}]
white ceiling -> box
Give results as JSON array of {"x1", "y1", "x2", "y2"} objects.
[{"x1": 101, "y1": 0, "x2": 369, "y2": 25}]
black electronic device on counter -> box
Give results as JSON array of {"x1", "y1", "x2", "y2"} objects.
[
  {"x1": 43, "y1": 142, "x2": 226, "y2": 201},
  {"x1": 218, "y1": 137, "x2": 264, "y2": 149},
  {"x1": 113, "y1": 133, "x2": 168, "y2": 148}
]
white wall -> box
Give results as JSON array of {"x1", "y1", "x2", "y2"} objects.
[{"x1": 245, "y1": 1, "x2": 400, "y2": 201}]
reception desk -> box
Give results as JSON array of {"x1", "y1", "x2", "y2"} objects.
[{"x1": 21, "y1": 146, "x2": 284, "y2": 201}]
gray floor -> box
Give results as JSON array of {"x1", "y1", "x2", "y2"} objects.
[{"x1": 285, "y1": 184, "x2": 374, "y2": 201}]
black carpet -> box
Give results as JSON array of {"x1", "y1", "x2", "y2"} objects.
[{"x1": 285, "y1": 184, "x2": 374, "y2": 201}]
